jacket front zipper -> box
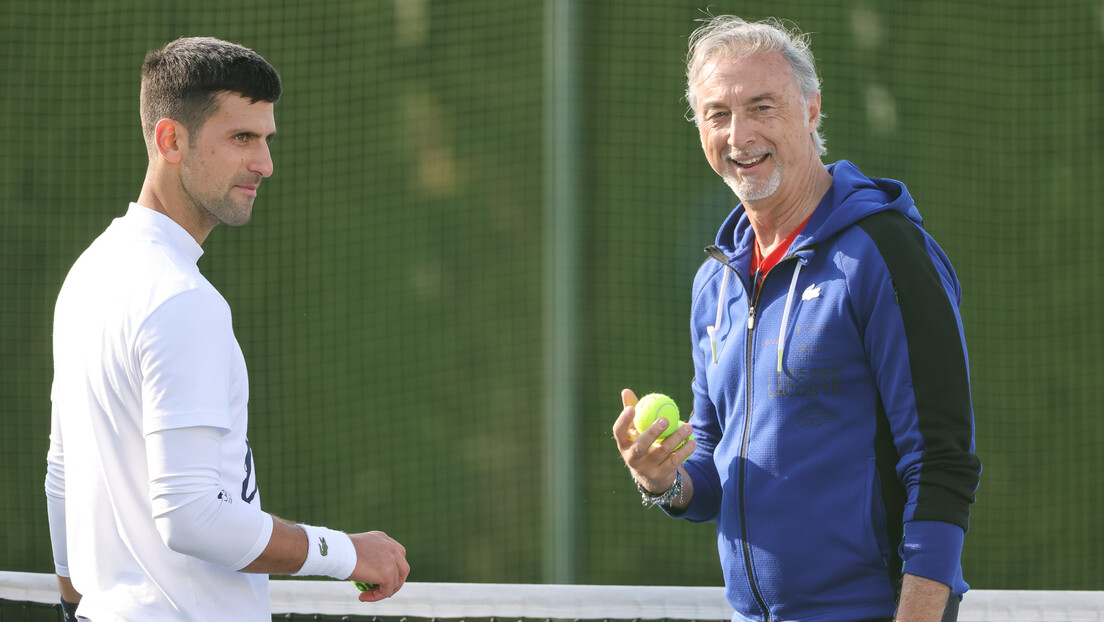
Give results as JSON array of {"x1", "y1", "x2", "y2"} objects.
[
  {"x1": 707, "y1": 246, "x2": 772, "y2": 622},
  {"x1": 741, "y1": 265, "x2": 771, "y2": 622}
]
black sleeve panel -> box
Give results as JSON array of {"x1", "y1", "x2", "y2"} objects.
[{"x1": 857, "y1": 211, "x2": 981, "y2": 530}]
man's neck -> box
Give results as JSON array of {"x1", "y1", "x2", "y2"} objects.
[
  {"x1": 137, "y1": 169, "x2": 216, "y2": 245},
  {"x1": 743, "y1": 162, "x2": 832, "y2": 257}
]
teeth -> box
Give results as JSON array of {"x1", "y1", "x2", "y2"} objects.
[{"x1": 735, "y1": 154, "x2": 767, "y2": 166}]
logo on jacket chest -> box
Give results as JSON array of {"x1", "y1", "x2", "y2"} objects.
[
  {"x1": 801, "y1": 283, "x2": 821, "y2": 301},
  {"x1": 767, "y1": 365, "x2": 843, "y2": 399}
]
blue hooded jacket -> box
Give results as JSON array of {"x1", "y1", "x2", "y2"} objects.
[{"x1": 679, "y1": 161, "x2": 980, "y2": 621}]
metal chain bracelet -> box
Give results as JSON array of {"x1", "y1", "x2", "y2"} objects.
[{"x1": 637, "y1": 468, "x2": 682, "y2": 507}]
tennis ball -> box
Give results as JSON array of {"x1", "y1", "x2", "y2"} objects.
[
  {"x1": 634, "y1": 393, "x2": 680, "y2": 440},
  {"x1": 633, "y1": 393, "x2": 693, "y2": 452}
]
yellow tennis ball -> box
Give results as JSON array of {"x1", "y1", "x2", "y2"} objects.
[{"x1": 634, "y1": 393, "x2": 680, "y2": 439}]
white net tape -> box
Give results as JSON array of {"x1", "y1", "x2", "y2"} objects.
[{"x1": 3, "y1": 571, "x2": 1103, "y2": 621}]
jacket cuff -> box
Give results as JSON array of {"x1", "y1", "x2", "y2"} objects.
[
  {"x1": 901, "y1": 520, "x2": 969, "y2": 594},
  {"x1": 662, "y1": 460, "x2": 717, "y2": 523}
]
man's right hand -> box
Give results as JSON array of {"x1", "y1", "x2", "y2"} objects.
[
  {"x1": 612, "y1": 388, "x2": 696, "y2": 496},
  {"x1": 348, "y1": 531, "x2": 409, "y2": 602}
]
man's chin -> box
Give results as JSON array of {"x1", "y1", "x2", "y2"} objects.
[
  {"x1": 219, "y1": 206, "x2": 254, "y2": 227},
  {"x1": 725, "y1": 179, "x2": 775, "y2": 202},
  {"x1": 225, "y1": 215, "x2": 253, "y2": 227},
  {"x1": 724, "y1": 170, "x2": 782, "y2": 202}
]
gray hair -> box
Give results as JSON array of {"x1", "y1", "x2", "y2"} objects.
[{"x1": 685, "y1": 15, "x2": 826, "y2": 156}]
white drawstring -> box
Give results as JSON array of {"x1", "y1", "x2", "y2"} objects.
[
  {"x1": 708, "y1": 257, "x2": 802, "y2": 369},
  {"x1": 777, "y1": 261, "x2": 803, "y2": 373},
  {"x1": 706, "y1": 267, "x2": 729, "y2": 364}
]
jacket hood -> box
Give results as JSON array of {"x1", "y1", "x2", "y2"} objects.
[{"x1": 713, "y1": 160, "x2": 922, "y2": 259}]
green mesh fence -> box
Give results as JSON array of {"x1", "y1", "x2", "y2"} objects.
[{"x1": 2, "y1": 0, "x2": 1102, "y2": 600}]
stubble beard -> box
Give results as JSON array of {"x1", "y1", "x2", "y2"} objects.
[
  {"x1": 722, "y1": 159, "x2": 784, "y2": 202},
  {"x1": 179, "y1": 163, "x2": 254, "y2": 228}
]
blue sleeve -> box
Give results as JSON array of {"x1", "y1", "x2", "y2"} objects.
[
  {"x1": 901, "y1": 520, "x2": 967, "y2": 590},
  {"x1": 666, "y1": 260, "x2": 725, "y2": 523},
  {"x1": 669, "y1": 374, "x2": 722, "y2": 523},
  {"x1": 855, "y1": 212, "x2": 981, "y2": 593}
]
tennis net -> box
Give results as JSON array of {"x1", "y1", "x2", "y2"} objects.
[{"x1": 2, "y1": 571, "x2": 1103, "y2": 622}]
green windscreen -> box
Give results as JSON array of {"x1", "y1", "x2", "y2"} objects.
[{"x1": 2, "y1": 0, "x2": 1101, "y2": 591}]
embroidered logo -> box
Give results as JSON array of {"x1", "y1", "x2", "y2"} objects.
[
  {"x1": 801, "y1": 283, "x2": 822, "y2": 301},
  {"x1": 319, "y1": 537, "x2": 329, "y2": 557},
  {"x1": 216, "y1": 489, "x2": 232, "y2": 504}
]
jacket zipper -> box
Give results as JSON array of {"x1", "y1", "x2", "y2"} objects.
[
  {"x1": 706, "y1": 247, "x2": 771, "y2": 621},
  {"x1": 742, "y1": 266, "x2": 771, "y2": 622}
]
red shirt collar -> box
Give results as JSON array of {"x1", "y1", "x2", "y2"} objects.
[{"x1": 751, "y1": 213, "x2": 812, "y2": 283}]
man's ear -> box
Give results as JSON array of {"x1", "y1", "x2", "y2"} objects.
[
  {"x1": 154, "y1": 118, "x2": 186, "y2": 164},
  {"x1": 805, "y1": 92, "x2": 822, "y2": 132}
]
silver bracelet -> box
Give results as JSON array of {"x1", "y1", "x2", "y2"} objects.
[{"x1": 637, "y1": 468, "x2": 682, "y2": 507}]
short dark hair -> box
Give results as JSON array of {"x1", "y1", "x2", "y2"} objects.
[{"x1": 139, "y1": 37, "x2": 281, "y2": 148}]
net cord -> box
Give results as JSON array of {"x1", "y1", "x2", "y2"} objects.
[{"x1": 3, "y1": 571, "x2": 1104, "y2": 620}]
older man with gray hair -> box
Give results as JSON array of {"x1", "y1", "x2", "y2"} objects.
[{"x1": 613, "y1": 15, "x2": 980, "y2": 622}]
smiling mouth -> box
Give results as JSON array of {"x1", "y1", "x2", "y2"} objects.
[{"x1": 732, "y1": 153, "x2": 769, "y2": 168}]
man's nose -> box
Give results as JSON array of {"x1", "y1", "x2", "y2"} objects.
[
  {"x1": 250, "y1": 142, "x2": 274, "y2": 178},
  {"x1": 726, "y1": 115, "x2": 751, "y2": 148}
]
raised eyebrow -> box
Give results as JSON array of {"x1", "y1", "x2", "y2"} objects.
[
  {"x1": 700, "y1": 100, "x2": 731, "y2": 114},
  {"x1": 745, "y1": 92, "x2": 778, "y2": 106},
  {"x1": 700, "y1": 92, "x2": 776, "y2": 113}
]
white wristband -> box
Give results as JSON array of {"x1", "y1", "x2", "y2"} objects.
[{"x1": 293, "y1": 524, "x2": 357, "y2": 580}]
